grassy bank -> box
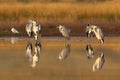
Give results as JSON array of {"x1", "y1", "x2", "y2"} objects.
[{"x1": 0, "y1": 0, "x2": 120, "y2": 36}]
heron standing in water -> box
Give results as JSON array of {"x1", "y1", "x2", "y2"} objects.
[
  {"x1": 25, "y1": 20, "x2": 42, "y2": 41},
  {"x1": 56, "y1": 25, "x2": 71, "y2": 43},
  {"x1": 86, "y1": 24, "x2": 104, "y2": 44}
]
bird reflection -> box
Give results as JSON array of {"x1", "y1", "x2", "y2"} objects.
[
  {"x1": 58, "y1": 44, "x2": 70, "y2": 60},
  {"x1": 32, "y1": 41, "x2": 42, "y2": 68},
  {"x1": 92, "y1": 52, "x2": 105, "y2": 72},
  {"x1": 35, "y1": 41, "x2": 42, "y2": 56},
  {"x1": 26, "y1": 41, "x2": 42, "y2": 68},
  {"x1": 32, "y1": 52, "x2": 39, "y2": 68},
  {"x1": 26, "y1": 42, "x2": 33, "y2": 62},
  {"x1": 85, "y1": 44, "x2": 94, "y2": 59},
  {"x1": 11, "y1": 37, "x2": 18, "y2": 44}
]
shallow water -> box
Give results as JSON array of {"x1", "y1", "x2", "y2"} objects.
[{"x1": 0, "y1": 37, "x2": 120, "y2": 80}]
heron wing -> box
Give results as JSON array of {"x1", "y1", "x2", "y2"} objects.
[
  {"x1": 26, "y1": 23, "x2": 32, "y2": 32},
  {"x1": 98, "y1": 28, "x2": 104, "y2": 38},
  {"x1": 62, "y1": 27, "x2": 70, "y2": 37}
]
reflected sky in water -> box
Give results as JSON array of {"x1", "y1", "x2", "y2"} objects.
[{"x1": 0, "y1": 37, "x2": 119, "y2": 80}]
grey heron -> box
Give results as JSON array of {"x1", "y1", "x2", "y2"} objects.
[
  {"x1": 11, "y1": 27, "x2": 19, "y2": 33},
  {"x1": 32, "y1": 21, "x2": 42, "y2": 40},
  {"x1": 92, "y1": 53, "x2": 105, "y2": 72},
  {"x1": 57, "y1": 25, "x2": 71, "y2": 42},
  {"x1": 86, "y1": 24, "x2": 95, "y2": 38},
  {"x1": 26, "y1": 42, "x2": 33, "y2": 62},
  {"x1": 58, "y1": 44, "x2": 70, "y2": 60},
  {"x1": 25, "y1": 20, "x2": 42, "y2": 40},
  {"x1": 86, "y1": 24, "x2": 104, "y2": 44},
  {"x1": 86, "y1": 44, "x2": 94, "y2": 59}
]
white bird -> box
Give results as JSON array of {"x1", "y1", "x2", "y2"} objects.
[
  {"x1": 86, "y1": 44, "x2": 94, "y2": 59},
  {"x1": 86, "y1": 24, "x2": 104, "y2": 44},
  {"x1": 25, "y1": 20, "x2": 42, "y2": 40},
  {"x1": 11, "y1": 27, "x2": 19, "y2": 33},
  {"x1": 57, "y1": 25, "x2": 71, "y2": 41},
  {"x1": 92, "y1": 53, "x2": 105, "y2": 72},
  {"x1": 26, "y1": 43, "x2": 33, "y2": 62},
  {"x1": 58, "y1": 44, "x2": 70, "y2": 60}
]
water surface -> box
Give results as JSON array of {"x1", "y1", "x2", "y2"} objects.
[{"x1": 0, "y1": 37, "x2": 119, "y2": 80}]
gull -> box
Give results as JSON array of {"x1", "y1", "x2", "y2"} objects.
[{"x1": 11, "y1": 27, "x2": 19, "y2": 33}]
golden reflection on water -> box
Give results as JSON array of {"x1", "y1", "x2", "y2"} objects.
[{"x1": 0, "y1": 37, "x2": 119, "y2": 80}]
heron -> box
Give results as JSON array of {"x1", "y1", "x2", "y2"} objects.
[
  {"x1": 26, "y1": 42, "x2": 33, "y2": 62},
  {"x1": 11, "y1": 27, "x2": 19, "y2": 33},
  {"x1": 86, "y1": 24, "x2": 95, "y2": 38},
  {"x1": 58, "y1": 44, "x2": 70, "y2": 60},
  {"x1": 32, "y1": 21, "x2": 42, "y2": 40},
  {"x1": 86, "y1": 44, "x2": 94, "y2": 59},
  {"x1": 56, "y1": 25, "x2": 71, "y2": 42},
  {"x1": 25, "y1": 20, "x2": 42, "y2": 40},
  {"x1": 92, "y1": 53, "x2": 105, "y2": 72},
  {"x1": 86, "y1": 24, "x2": 104, "y2": 44}
]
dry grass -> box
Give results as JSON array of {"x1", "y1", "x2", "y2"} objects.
[
  {"x1": 0, "y1": 0, "x2": 120, "y2": 36},
  {"x1": 1, "y1": 1, "x2": 120, "y2": 22}
]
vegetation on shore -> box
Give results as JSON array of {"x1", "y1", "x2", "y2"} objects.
[{"x1": 0, "y1": 0, "x2": 120, "y2": 36}]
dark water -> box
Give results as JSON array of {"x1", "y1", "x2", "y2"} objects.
[{"x1": 0, "y1": 37, "x2": 119, "y2": 80}]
